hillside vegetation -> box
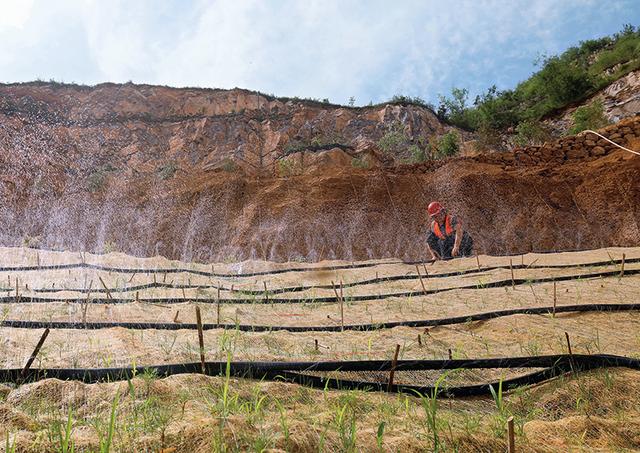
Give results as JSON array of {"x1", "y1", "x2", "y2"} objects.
[{"x1": 435, "y1": 24, "x2": 640, "y2": 133}]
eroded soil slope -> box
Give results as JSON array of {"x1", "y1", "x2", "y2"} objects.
[{"x1": 0, "y1": 83, "x2": 638, "y2": 262}]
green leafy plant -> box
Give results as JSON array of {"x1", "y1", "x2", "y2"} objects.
[
  {"x1": 569, "y1": 100, "x2": 610, "y2": 134},
  {"x1": 432, "y1": 131, "x2": 460, "y2": 159},
  {"x1": 96, "y1": 393, "x2": 119, "y2": 453}
]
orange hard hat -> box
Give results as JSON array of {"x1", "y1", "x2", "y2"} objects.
[{"x1": 427, "y1": 201, "x2": 443, "y2": 216}]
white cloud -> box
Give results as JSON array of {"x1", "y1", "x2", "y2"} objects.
[
  {"x1": 0, "y1": 0, "x2": 636, "y2": 104},
  {"x1": 0, "y1": 0, "x2": 35, "y2": 29}
]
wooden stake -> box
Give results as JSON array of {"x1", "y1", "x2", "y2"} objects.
[
  {"x1": 565, "y1": 331, "x2": 572, "y2": 356},
  {"x1": 509, "y1": 259, "x2": 515, "y2": 289},
  {"x1": 216, "y1": 285, "x2": 221, "y2": 325},
  {"x1": 418, "y1": 334, "x2": 422, "y2": 346},
  {"x1": 263, "y1": 281, "x2": 269, "y2": 303},
  {"x1": 552, "y1": 281, "x2": 557, "y2": 318},
  {"x1": 448, "y1": 348, "x2": 453, "y2": 360},
  {"x1": 181, "y1": 287, "x2": 186, "y2": 300},
  {"x1": 98, "y1": 276, "x2": 113, "y2": 300},
  {"x1": 565, "y1": 331, "x2": 574, "y2": 374},
  {"x1": 128, "y1": 272, "x2": 136, "y2": 283},
  {"x1": 173, "y1": 310, "x2": 180, "y2": 323},
  {"x1": 135, "y1": 291, "x2": 139, "y2": 303},
  {"x1": 387, "y1": 344, "x2": 401, "y2": 392},
  {"x1": 475, "y1": 254, "x2": 481, "y2": 271},
  {"x1": 415, "y1": 265, "x2": 427, "y2": 293},
  {"x1": 153, "y1": 273, "x2": 157, "y2": 284},
  {"x1": 507, "y1": 416, "x2": 515, "y2": 453},
  {"x1": 620, "y1": 253, "x2": 626, "y2": 278},
  {"x1": 83, "y1": 281, "x2": 93, "y2": 324},
  {"x1": 21, "y1": 328, "x2": 50, "y2": 379},
  {"x1": 331, "y1": 281, "x2": 345, "y2": 332},
  {"x1": 195, "y1": 306, "x2": 206, "y2": 374},
  {"x1": 315, "y1": 339, "x2": 319, "y2": 352},
  {"x1": 340, "y1": 281, "x2": 344, "y2": 331}
]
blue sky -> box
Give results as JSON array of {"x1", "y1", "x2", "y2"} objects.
[{"x1": 0, "y1": 0, "x2": 638, "y2": 105}]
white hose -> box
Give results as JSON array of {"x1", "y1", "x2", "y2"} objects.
[{"x1": 581, "y1": 129, "x2": 640, "y2": 156}]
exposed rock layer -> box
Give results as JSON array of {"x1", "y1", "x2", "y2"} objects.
[{"x1": 0, "y1": 83, "x2": 638, "y2": 262}]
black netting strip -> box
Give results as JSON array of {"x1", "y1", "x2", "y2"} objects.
[
  {"x1": 1, "y1": 302, "x2": 638, "y2": 332},
  {"x1": 2, "y1": 354, "x2": 638, "y2": 396},
  {"x1": 2, "y1": 267, "x2": 638, "y2": 305}
]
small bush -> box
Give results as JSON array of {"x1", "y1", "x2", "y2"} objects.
[
  {"x1": 514, "y1": 119, "x2": 551, "y2": 146},
  {"x1": 377, "y1": 124, "x2": 408, "y2": 154},
  {"x1": 569, "y1": 100, "x2": 609, "y2": 134},
  {"x1": 157, "y1": 162, "x2": 177, "y2": 180},
  {"x1": 408, "y1": 145, "x2": 426, "y2": 163},
  {"x1": 433, "y1": 131, "x2": 460, "y2": 159}
]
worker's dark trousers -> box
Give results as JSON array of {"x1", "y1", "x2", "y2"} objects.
[{"x1": 427, "y1": 232, "x2": 473, "y2": 260}]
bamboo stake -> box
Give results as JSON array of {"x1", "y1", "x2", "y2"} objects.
[
  {"x1": 552, "y1": 281, "x2": 557, "y2": 318},
  {"x1": 330, "y1": 281, "x2": 345, "y2": 331},
  {"x1": 83, "y1": 281, "x2": 93, "y2": 324},
  {"x1": 417, "y1": 334, "x2": 422, "y2": 346},
  {"x1": 315, "y1": 339, "x2": 319, "y2": 352},
  {"x1": 98, "y1": 276, "x2": 113, "y2": 300},
  {"x1": 195, "y1": 306, "x2": 206, "y2": 374},
  {"x1": 216, "y1": 286, "x2": 221, "y2": 325},
  {"x1": 387, "y1": 344, "x2": 401, "y2": 392},
  {"x1": 173, "y1": 310, "x2": 180, "y2": 323},
  {"x1": 507, "y1": 416, "x2": 515, "y2": 453},
  {"x1": 263, "y1": 281, "x2": 269, "y2": 303},
  {"x1": 448, "y1": 349, "x2": 453, "y2": 360},
  {"x1": 509, "y1": 259, "x2": 515, "y2": 289},
  {"x1": 620, "y1": 253, "x2": 626, "y2": 278},
  {"x1": 415, "y1": 265, "x2": 427, "y2": 293},
  {"x1": 128, "y1": 272, "x2": 136, "y2": 283},
  {"x1": 181, "y1": 287, "x2": 186, "y2": 300},
  {"x1": 135, "y1": 291, "x2": 139, "y2": 303},
  {"x1": 422, "y1": 264, "x2": 429, "y2": 277},
  {"x1": 340, "y1": 281, "x2": 344, "y2": 331},
  {"x1": 21, "y1": 328, "x2": 50, "y2": 380},
  {"x1": 475, "y1": 254, "x2": 481, "y2": 271}
]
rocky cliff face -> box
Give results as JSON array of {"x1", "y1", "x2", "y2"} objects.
[{"x1": 0, "y1": 82, "x2": 638, "y2": 262}]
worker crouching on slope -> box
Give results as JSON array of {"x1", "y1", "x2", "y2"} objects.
[{"x1": 426, "y1": 201, "x2": 473, "y2": 260}]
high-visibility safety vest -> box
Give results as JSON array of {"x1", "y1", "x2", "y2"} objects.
[{"x1": 432, "y1": 215, "x2": 454, "y2": 240}]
